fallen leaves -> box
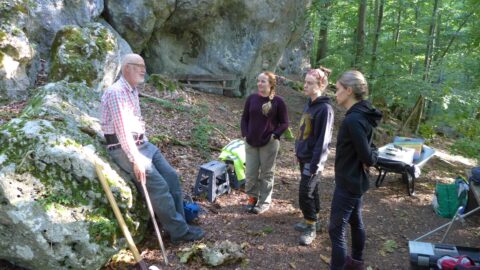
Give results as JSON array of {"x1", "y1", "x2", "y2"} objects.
[
  {"x1": 177, "y1": 240, "x2": 247, "y2": 267},
  {"x1": 380, "y1": 239, "x2": 398, "y2": 256},
  {"x1": 319, "y1": 254, "x2": 330, "y2": 265}
]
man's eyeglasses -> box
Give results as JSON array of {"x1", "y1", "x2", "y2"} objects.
[{"x1": 127, "y1": 63, "x2": 146, "y2": 69}]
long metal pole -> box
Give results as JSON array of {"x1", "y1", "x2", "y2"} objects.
[
  {"x1": 414, "y1": 206, "x2": 480, "y2": 241},
  {"x1": 141, "y1": 182, "x2": 169, "y2": 265}
]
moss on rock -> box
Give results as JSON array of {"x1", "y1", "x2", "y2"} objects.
[
  {"x1": 147, "y1": 74, "x2": 181, "y2": 93},
  {"x1": 49, "y1": 23, "x2": 117, "y2": 87},
  {"x1": 0, "y1": 81, "x2": 148, "y2": 269}
]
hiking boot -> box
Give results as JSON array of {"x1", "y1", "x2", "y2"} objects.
[
  {"x1": 299, "y1": 223, "x2": 316, "y2": 246},
  {"x1": 344, "y1": 256, "x2": 365, "y2": 270},
  {"x1": 245, "y1": 197, "x2": 257, "y2": 213},
  {"x1": 171, "y1": 227, "x2": 205, "y2": 244},
  {"x1": 294, "y1": 221, "x2": 322, "y2": 232},
  {"x1": 252, "y1": 203, "x2": 270, "y2": 214}
]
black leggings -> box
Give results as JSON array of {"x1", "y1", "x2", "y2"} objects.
[{"x1": 299, "y1": 162, "x2": 320, "y2": 221}]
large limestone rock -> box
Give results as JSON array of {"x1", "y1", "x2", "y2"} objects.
[
  {"x1": 98, "y1": 19, "x2": 133, "y2": 59},
  {"x1": 0, "y1": 1, "x2": 35, "y2": 101},
  {"x1": 103, "y1": 0, "x2": 175, "y2": 53},
  {"x1": 26, "y1": 0, "x2": 104, "y2": 56},
  {"x1": 148, "y1": 0, "x2": 310, "y2": 95},
  {"x1": 48, "y1": 23, "x2": 122, "y2": 92},
  {"x1": 104, "y1": 0, "x2": 310, "y2": 96},
  {"x1": 277, "y1": 25, "x2": 313, "y2": 78},
  {"x1": 0, "y1": 81, "x2": 148, "y2": 270},
  {"x1": 0, "y1": 0, "x2": 108, "y2": 101}
]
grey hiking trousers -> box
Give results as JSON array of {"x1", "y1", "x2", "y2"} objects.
[
  {"x1": 245, "y1": 136, "x2": 280, "y2": 207},
  {"x1": 108, "y1": 142, "x2": 189, "y2": 239}
]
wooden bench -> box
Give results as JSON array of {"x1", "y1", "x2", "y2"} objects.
[{"x1": 174, "y1": 74, "x2": 239, "y2": 96}]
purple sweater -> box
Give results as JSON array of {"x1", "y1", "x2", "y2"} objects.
[{"x1": 241, "y1": 93, "x2": 289, "y2": 147}]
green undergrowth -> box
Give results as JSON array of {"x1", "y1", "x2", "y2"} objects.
[
  {"x1": 147, "y1": 74, "x2": 181, "y2": 93},
  {"x1": 141, "y1": 95, "x2": 189, "y2": 112},
  {"x1": 192, "y1": 117, "x2": 220, "y2": 158}
]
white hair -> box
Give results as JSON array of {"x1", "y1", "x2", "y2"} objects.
[{"x1": 121, "y1": 53, "x2": 143, "y2": 74}]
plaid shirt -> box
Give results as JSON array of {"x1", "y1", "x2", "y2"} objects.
[{"x1": 101, "y1": 76, "x2": 146, "y2": 162}]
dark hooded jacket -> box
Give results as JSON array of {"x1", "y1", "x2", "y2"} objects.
[
  {"x1": 295, "y1": 96, "x2": 334, "y2": 175},
  {"x1": 335, "y1": 100, "x2": 382, "y2": 195}
]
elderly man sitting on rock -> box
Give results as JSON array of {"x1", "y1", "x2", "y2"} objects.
[{"x1": 100, "y1": 53, "x2": 205, "y2": 243}]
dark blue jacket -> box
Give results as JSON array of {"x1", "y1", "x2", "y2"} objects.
[
  {"x1": 335, "y1": 100, "x2": 382, "y2": 195},
  {"x1": 295, "y1": 96, "x2": 334, "y2": 175}
]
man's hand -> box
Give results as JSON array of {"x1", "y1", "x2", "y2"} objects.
[{"x1": 133, "y1": 161, "x2": 146, "y2": 184}]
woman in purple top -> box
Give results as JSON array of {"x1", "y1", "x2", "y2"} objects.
[{"x1": 241, "y1": 71, "x2": 289, "y2": 214}]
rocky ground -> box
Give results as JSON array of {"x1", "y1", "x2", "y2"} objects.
[{"x1": 1, "y1": 83, "x2": 479, "y2": 270}]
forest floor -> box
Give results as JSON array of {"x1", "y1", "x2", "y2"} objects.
[{"x1": 0, "y1": 82, "x2": 479, "y2": 270}]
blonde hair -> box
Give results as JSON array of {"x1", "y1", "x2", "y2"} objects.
[
  {"x1": 337, "y1": 70, "x2": 368, "y2": 100},
  {"x1": 261, "y1": 71, "x2": 276, "y2": 116},
  {"x1": 307, "y1": 66, "x2": 332, "y2": 90}
]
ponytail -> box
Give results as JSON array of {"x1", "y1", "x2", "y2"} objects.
[{"x1": 261, "y1": 71, "x2": 276, "y2": 116}]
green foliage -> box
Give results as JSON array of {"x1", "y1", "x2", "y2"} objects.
[
  {"x1": 305, "y1": 0, "x2": 480, "y2": 151},
  {"x1": 418, "y1": 123, "x2": 436, "y2": 140},
  {"x1": 141, "y1": 95, "x2": 188, "y2": 112},
  {"x1": 192, "y1": 118, "x2": 218, "y2": 157},
  {"x1": 37, "y1": 191, "x2": 77, "y2": 210},
  {"x1": 147, "y1": 74, "x2": 180, "y2": 93},
  {"x1": 283, "y1": 127, "x2": 295, "y2": 141},
  {"x1": 261, "y1": 226, "x2": 274, "y2": 234},
  {"x1": 451, "y1": 138, "x2": 480, "y2": 161},
  {"x1": 149, "y1": 134, "x2": 188, "y2": 147},
  {"x1": 87, "y1": 214, "x2": 118, "y2": 244}
]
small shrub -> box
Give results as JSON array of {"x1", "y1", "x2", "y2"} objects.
[
  {"x1": 419, "y1": 123, "x2": 436, "y2": 140},
  {"x1": 451, "y1": 137, "x2": 480, "y2": 161}
]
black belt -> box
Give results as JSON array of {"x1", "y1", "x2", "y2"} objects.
[
  {"x1": 105, "y1": 133, "x2": 144, "y2": 144},
  {"x1": 105, "y1": 134, "x2": 145, "y2": 150}
]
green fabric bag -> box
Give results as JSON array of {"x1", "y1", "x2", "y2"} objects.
[{"x1": 432, "y1": 177, "x2": 469, "y2": 218}]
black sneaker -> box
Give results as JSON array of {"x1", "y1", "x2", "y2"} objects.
[
  {"x1": 294, "y1": 221, "x2": 321, "y2": 232},
  {"x1": 252, "y1": 204, "x2": 270, "y2": 214},
  {"x1": 299, "y1": 223, "x2": 316, "y2": 246},
  {"x1": 171, "y1": 227, "x2": 205, "y2": 244}
]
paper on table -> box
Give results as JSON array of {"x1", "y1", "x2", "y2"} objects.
[{"x1": 409, "y1": 241, "x2": 434, "y2": 255}]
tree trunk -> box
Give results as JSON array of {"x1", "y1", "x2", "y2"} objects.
[
  {"x1": 315, "y1": 1, "x2": 332, "y2": 62},
  {"x1": 372, "y1": 0, "x2": 379, "y2": 37},
  {"x1": 369, "y1": 0, "x2": 384, "y2": 97},
  {"x1": 353, "y1": 0, "x2": 367, "y2": 69},
  {"x1": 423, "y1": 0, "x2": 440, "y2": 82},
  {"x1": 393, "y1": 0, "x2": 402, "y2": 47},
  {"x1": 409, "y1": 4, "x2": 420, "y2": 75},
  {"x1": 433, "y1": 13, "x2": 442, "y2": 63},
  {"x1": 400, "y1": 95, "x2": 425, "y2": 134}
]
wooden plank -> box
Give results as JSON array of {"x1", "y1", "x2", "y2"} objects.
[
  {"x1": 175, "y1": 74, "x2": 237, "y2": 82},
  {"x1": 181, "y1": 83, "x2": 235, "y2": 91}
]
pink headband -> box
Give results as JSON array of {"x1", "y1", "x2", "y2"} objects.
[{"x1": 307, "y1": 69, "x2": 326, "y2": 84}]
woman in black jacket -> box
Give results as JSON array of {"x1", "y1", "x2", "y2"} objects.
[
  {"x1": 294, "y1": 67, "x2": 334, "y2": 246},
  {"x1": 329, "y1": 71, "x2": 382, "y2": 270}
]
